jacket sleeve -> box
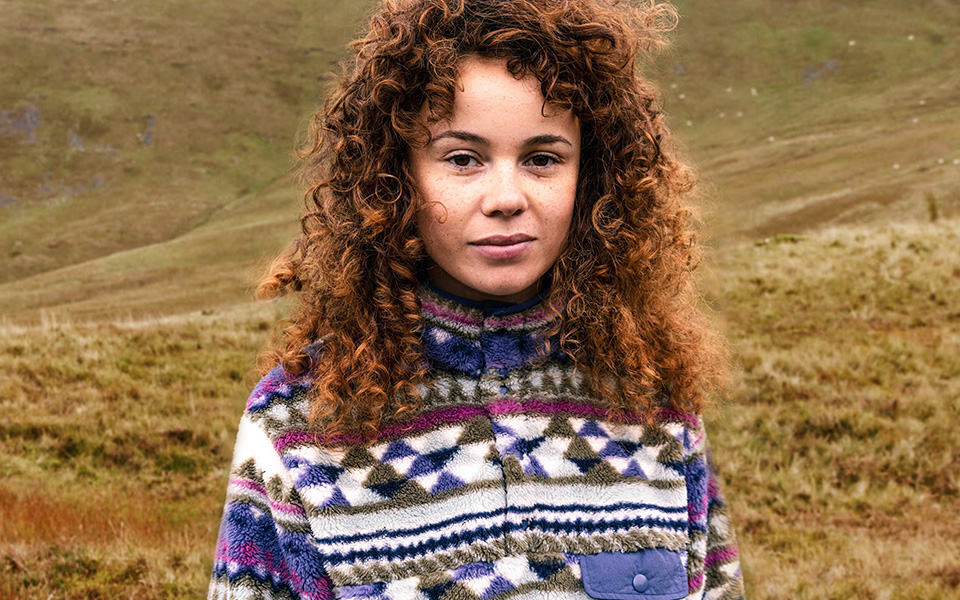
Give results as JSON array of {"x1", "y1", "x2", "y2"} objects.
[
  {"x1": 208, "y1": 412, "x2": 333, "y2": 600},
  {"x1": 685, "y1": 417, "x2": 745, "y2": 599}
]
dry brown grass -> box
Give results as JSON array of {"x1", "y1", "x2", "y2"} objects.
[
  {"x1": 0, "y1": 307, "x2": 281, "y2": 599},
  {"x1": 705, "y1": 219, "x2": 960, "y2": 599}
]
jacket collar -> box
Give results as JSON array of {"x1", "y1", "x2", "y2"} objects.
[{"x1": 417, "y1": 283, "x2": 566, "y2": 376}]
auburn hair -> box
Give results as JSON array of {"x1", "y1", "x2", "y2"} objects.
[{"x1": 257, "y1": 0, "x2": 726, "y2": 439}]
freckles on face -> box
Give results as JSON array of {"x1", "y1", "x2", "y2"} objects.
[{"x1": 409, "y1": 57, "x2": 581, "y2": 304}]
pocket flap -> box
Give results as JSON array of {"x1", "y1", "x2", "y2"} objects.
[{"x1": 579, "y1": 550, "x2": 687, "y2": 600}]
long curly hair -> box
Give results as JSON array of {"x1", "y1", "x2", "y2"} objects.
[{"x1": 257, "y1": 0, "x2": 726, "y2": 439}]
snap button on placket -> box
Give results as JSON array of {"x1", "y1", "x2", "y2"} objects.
[{"x1": 632, "y1": 574, "x2": 649, "y2": 593}]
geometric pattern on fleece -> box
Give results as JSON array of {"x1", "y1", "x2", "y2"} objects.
[
  {"x1": 209, "y1": 284, "x2": 745, "y2": 600},
  {"x1": 336, "y1": 554, "x2": 585, "y2": 600}
]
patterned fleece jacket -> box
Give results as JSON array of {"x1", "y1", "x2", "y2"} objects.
[{"x1": 209, "y1": 286, "x2": 745, "y2": 600}]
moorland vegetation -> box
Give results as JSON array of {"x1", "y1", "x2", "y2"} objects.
[{"x1": 1, "y1": 0, "x2": 959, "y2": 598}]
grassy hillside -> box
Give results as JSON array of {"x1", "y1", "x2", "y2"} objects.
[
  {"x1": 0, "y1": 0, "x2": 369, "y2": 286},
  {"x1": 661, "y1": 0, "x2": 960, "y2": 242},
  {"x1": 2, "y1": 0, "x2": 960, "y2": 598},
  {"x1": 1, "y1": 0, "x2": 959, "y2": 322}
]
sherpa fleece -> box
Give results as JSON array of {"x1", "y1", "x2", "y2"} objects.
[{"x1": 208, "y1": 285, "x2": 745, "y2": 600}]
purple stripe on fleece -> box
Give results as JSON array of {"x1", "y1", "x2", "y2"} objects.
[
  {"x1": 704, "y1": 546, "x2": 739, "y2": 570},
  {"x1": 274, "y1": 430, "x2": 318, "y2": 452},
  {"x1": 215, "y1": 549, "x2": 332, "y2": 600},
  {"x1": 421, "y1": 300, "x2": 484, "y2": 328}
]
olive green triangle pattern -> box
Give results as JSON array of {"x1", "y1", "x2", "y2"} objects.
[
  {"x1": 563, "y1": 436, "x2": 598, "y2": 459},
  {"x1": 456, "y1": 417, "x2": 496, "y2": 446},
  {"x1": 640, "y1": 424, "x2": 672, "y2": 447},
  {"x1": 342, "y1": 445, "x2": 379, "y2": 469},
  {"x1": 583, "y1": 460, "x2": 623, "y2": 485},
  {"x1": 656, "y1": 437, "x2": 684, "y2": 464},
  {"x1": 235, "y1": 458, "x2": 262, "y2": 483},
  {"x1": 363, "y1": 463, "x2": 405, "y2": 489},
  {"x1": 543, "y1": 414, "x2": 577, "y2": 438},
  {"x1": 501, "y1": 455, "x2": 525, "y2": 481},
  {"x1": 388, "y1": 480, "x2": 434, "y2": 509},
  {"x1": 562, "y1": 435, "x2": 603, "y2": 475}
]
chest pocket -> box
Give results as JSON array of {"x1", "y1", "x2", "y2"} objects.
[{"x1": 579, "y1": 550, "x2": 688, "y2": 600}]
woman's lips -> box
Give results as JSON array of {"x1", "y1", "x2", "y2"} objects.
[{"x1": 470, "y1": 234, "x2": 534, "y2": 260}]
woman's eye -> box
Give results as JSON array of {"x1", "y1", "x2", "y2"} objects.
[
  {"x1": 447, "y1": 154, "x2": 477, "y2": 168},
  {"x1": 527, "y1": 154, "x2": 557, "y2": 167}
]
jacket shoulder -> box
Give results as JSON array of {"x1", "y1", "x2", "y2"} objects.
[{"x1": 243, "y1": 362, "x2": 315, "y2": 442}]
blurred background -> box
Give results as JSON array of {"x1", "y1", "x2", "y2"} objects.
[{"x1": 1, "y1": 0, "x2": 958, "y2": 597}]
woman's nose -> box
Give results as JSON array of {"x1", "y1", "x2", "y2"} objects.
[{"x1": 481, "y1": 163, "x2": 528, "y2": 217}]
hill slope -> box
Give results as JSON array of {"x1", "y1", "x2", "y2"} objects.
[{"x1": 1, "y1": 0, "x2": 959, "y2": 322}]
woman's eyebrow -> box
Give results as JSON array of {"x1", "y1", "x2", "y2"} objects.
[
  {"x1": 431, "y1": 131, "x2": 573, "y2": 147},
  {"x1": 431, "y1": 130, "x2": 488, "y2": 145},
  {"x1": 522, "y1": 134, "x2": 573, "y2": 147}
]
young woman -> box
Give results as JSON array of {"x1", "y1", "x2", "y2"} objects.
[{"x1": 208, "y1": 1, "x2": 745, "y2": 599}]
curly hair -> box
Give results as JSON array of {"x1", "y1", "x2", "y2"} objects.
[{"x1": 256, "y1": 0, "x2": 726, "y2": 440}]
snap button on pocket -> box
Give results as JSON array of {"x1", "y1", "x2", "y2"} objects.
[
  {"x1": 631, "y1": 574, "x2": 648, "y2": 592},
  {"x1": 579, "y1": 549, "x2": 687, "y2": 600}
]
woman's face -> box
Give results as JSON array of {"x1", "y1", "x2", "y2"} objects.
[{"x1": 410, "y1": 57, "x2": 580, "y2": 303}]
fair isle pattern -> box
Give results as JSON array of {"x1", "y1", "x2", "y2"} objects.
[
  {"x1": 338, "y1": 554, "x2": 583, "y2": 600},
  {"x1": 209, "y1": 286, "x2": 744, "y2": 600}
]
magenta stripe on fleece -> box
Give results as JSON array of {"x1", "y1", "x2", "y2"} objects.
[
  {"x1": 487, "y1": 397, "x2": 607, "y2": 419},
  {"x1": 230, "y1": 477, "x2": 268, "y2": 496},
  {"x1": 687, "y1": 501, "x2": 707, "y2": 522},
  {"x1": 274, "y1": 405, "x2": 490, "y2": 450},
  {"x1": 421, "y1": 300, "x2": 484, "y2": 328},
  {"x1": 704, "y1": 546, "x2": 739, "y2": 570},
  {"x1": 229, "y1": 478, "x2": 308, "y2": 517},
  {"x1": 707, "y1": 475, "x2": 721, "y2": 500},
  {"x1": 488, "y1": 309, "x2": 550, "y2": 328},
  {"x1": 657, "y1": 407, "x2": 700, "y2": 429},
  {"x1": 687, "y1": 572, "x2": 703, "y2": 593}
]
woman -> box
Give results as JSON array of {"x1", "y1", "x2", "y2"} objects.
[{"x1": 208, "y1": 0, "x2": 745, "y2": 598}]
